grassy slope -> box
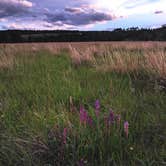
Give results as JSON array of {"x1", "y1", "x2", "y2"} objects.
[{"x1": 0, "y1": 51, "x2": 165, "y2": 165}]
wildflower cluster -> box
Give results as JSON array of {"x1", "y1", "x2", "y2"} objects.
[
  {"x1": 46, "y1": 99, "x2": 130, "y2": 165},
  {"x1": 78, "y1": 100, "x2": 129, "y2": 138},
  {"x1": 79, "y1": 105, "x2": 93, "y2": 126},
  {"x1": 60, "y1": 99, "x2": 129, "y2": 149}
]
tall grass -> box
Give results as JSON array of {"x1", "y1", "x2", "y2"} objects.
[
  {"x1": 0, "y1": 42, "x2": 166, "y2": 165},
  {"x1": 1, "y1": 42, "x2": 165, "y2": 77}
]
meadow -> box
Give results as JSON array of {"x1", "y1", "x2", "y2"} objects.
[{"x1": 0, "y1": 42, "x2": 166, "y2": 166}]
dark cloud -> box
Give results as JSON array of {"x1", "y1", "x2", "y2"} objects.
[
  {"x1": 0, "y1": 0, "x2": 33, "y2": 18},
  {"x1": 46, "y1": 9, "x2": 116, "y2": 26},
  {"x1": 65, "y1": 7, "x2": 82, "y2": 14},
  {"x1": 154, "y1": 10, "x2": 163, "y2": 14},
  {"x1": 1, "y1": 0, "x2": 164, "y2": 30}
]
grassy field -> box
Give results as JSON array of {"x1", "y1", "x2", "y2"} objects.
[{"x1": 0, "y1": 42, "x2": 166, "y2": 165}]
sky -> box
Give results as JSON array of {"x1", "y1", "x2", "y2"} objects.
[{"x1": 0, "y1": 0, "x2": 165, "y2": 30}]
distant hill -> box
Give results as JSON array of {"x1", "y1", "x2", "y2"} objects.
[{"x1": 0, "y1": 26, "x2": 166, "y2": 43}]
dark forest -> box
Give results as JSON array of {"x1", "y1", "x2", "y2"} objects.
[{"x1": 0, "y1": 26, "x2": 166, "y2": 43}]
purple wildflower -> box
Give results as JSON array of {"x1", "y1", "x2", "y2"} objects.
[
  {"x1": 79, "y1": 105, "x2": 88, "y2": 124},
  {"x1": 95, "y1": 99, "x2": 100, "y2": 117},
  {"x1": 78, "y1": 158, "x2": 84, "y2": 166},
  {"x1": 124, "y1": 121, "x2": 129, "y2": 138},
  {"x1": 104, "y1": 110, "x2": 115, "y2": 127},
  {"x1": 87, "y1": 115, "x2": 93, "y2": 127},
  {"x1": 63, "y1": 128, "x2": 67, "y2": 144},
  {"x1": 109, "y1": 110, "x2": 115, "y2": 123},
  {"x1": 95, "y1": 99, "x2": 100, "y2": 110}
]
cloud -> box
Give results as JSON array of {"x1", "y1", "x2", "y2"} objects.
[
  {"x1": 1, "y1": 19, "x2": 77, "y2": 30},
  {"x1": 0, "y1": 0, "x2": 33, "y2": 8},
  {"x1": 65, "y1": 7, "x2": 83, "y2": 14},
  {"x1": 46, "y1": 8, "x2": 116, "y2": 26},
  {"x1": 0, "y1": 0, "x2": 166, "y2": 30},
  {"x1": 0, "y1": 18, "x2": 7, "y2": 22},
  {"x1": 0, "y1": 0, "x2": 33, "y2": 18},
  {"x1": 4, "y1": 23, "x2": 23, "y2": 29},
  {"x1": 93, "y1": 0, "x2": 166, "y2": 17},
  {"x1": 154, "y1": 10, "x2": 163, "y2": 14}
]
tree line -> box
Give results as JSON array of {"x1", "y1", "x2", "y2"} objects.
[{"x1": 0, "y1": 26, "x2": 166, "y2": 43}]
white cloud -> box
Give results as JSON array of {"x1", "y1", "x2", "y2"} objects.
[
  {"x1": 0, "y1": 18, "x2": 7, "y2": 22},
  {"x1": 0, "y1": 0, "x2": 33, "y2": 8},
  {"x1": 0, "y1": 0, "x2": 165, "y2": 30},
  {"x1": 93, "y1": 0, "x2": 166, "y2": 16}
]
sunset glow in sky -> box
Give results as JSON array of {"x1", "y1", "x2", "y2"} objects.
[{"x1": 0, "y1": 0, "x2": 165, "y2": 30}]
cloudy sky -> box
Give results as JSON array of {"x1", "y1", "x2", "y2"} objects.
[{"x1": 0, "y1": 0, "x2": 165, "y2": 30}]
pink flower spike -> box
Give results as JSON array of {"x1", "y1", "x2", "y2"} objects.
[
  {"x1": 95, "y1": 99, "x2": 100, "y2": 110},
  {"x1": 95, "y1": 99, "x2": 100, "y2": 117},
  {"x1": 78, "y1": 158, "x2": 84, "y2": 166},
  {"x1": 124, "y1": 121, "x2": 129, "y2": 138},
  {"x1": 79, "y1": 105, "x2": 88, "y2": 125},
  {"x1": 80, "y1": 105, "x2": 85, "y2": 122},
  {"x1": 63, "y1": 128, "x2": 67, "y2": 144},
  {"x1": 109, "y1": 110, "x2": 115, "y2": 123},
  {"x1": 87, "y1": 115, "x2": 93, "y2": 127}
]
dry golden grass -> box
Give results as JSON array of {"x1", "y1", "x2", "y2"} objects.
[
  {"x1": 0, "y1": 44, "x2": 16, "y2": 68},
  {"x1": 145, "y1": 50, "x2": 166, "y2": 77},
  {"x1": 0, "y1": 42, "x2": 166, "y2": 77}
]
